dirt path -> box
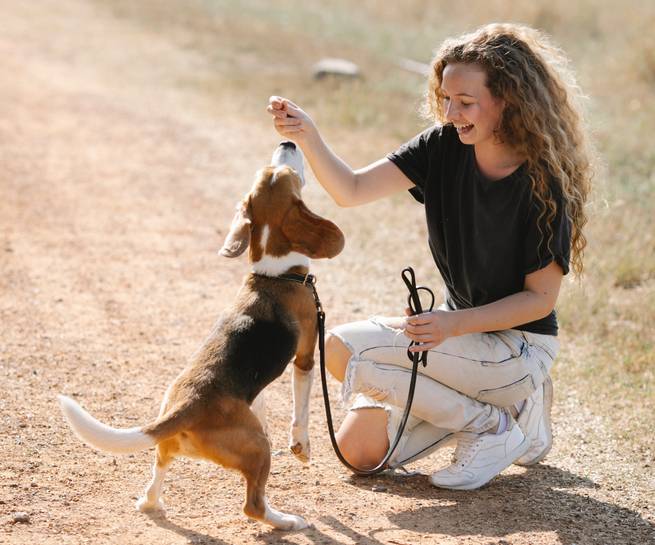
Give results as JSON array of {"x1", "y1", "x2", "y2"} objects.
[{"x1": 1, "y1": 2, "x2": 653, "y2": 544}]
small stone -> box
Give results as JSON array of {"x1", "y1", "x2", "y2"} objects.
[
  {"x1": 312, "y1": 58, "x2": 360, "y2": 80},
  {"x1": 371, "y1": 485, "x2": 387, "y2": 492},
  {"x1": 13, "y1": 512, "x2": 30, "y2": 524}
]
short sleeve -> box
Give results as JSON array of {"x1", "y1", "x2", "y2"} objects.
[
  {"x1": 387, "y1": 125, "x2": 443, "y2": 204},
  {"x1": 523, "y1": 185, "x2": 572, "y2": 276}
]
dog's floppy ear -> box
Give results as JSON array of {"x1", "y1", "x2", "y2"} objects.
[
  {"x1": 281, "y1": 199, "x2": 345, "y2": 259},
  {"x1": 219, "y1": 198, "x2": 252, "y2": 258}
]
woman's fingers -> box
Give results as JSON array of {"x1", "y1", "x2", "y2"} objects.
[
  {"x1": 269, "y1": 95, "x2": 286, "y2": 109},
  {"x1": 267, "y1": 104, "x2": 287, "y2": 118},
  {"x1": 268, "y1": 96, "x2": 302, "y2": 116},
  {"x1": 409, "y1": 342, "x2": 437, "y2": 352},
  {"x1": 404, "y1": 311, "x2": 452, "y2": 351},
  {"x1": 406, "y1": 312, "x2": 435, "y2": 325},
  {"x1": 277, "y1": 127, "x2": 302, "y2": 134},
  {"x1": 268, "y1": 97, "x2": 317, "y2": 142},
  {"x1": 272, "y1": 114, "x2": 303, "y2": 137},
  {"x1": 275, "y1": 128, "x2": 302, "y2": 136},
  {"x1": 404, "y1": 322, "x2": 434, "y2": 335},
  {"x1": 406, "y1": 332, "x2": 433, "y2": 342},
  {"x1": 275, "y1": 116, "x2": 301, "y2": 127}
]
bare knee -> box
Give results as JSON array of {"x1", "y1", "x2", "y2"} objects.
[
  {"x1": 335, "y1": 429, "x2": 386, "y2": 471},
  {"x1": 325, "y1": 333, "x2": 352, "y2": 382},
  {"x1": 334, "y1": 408, "x2": 389, "y2": 471}
]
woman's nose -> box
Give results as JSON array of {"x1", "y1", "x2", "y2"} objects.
[{"x1": 445, "y1": 101, "x2": 457, "y2": 120}]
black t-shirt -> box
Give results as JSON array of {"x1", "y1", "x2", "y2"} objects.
[{"x1": 387, "y1": 124, "x2": 571, "y2": 336}]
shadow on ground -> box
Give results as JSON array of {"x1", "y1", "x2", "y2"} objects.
[
  {"x1": 341, "y1": 464, "x2": 655, "y2": 545},
  {"x1": 145, "y1": 465, "x2": 654, "y2": 545}
]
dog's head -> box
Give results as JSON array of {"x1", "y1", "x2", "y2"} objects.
[{"x1": 219, "y1": 142, "x2": 344, "y2": 266}]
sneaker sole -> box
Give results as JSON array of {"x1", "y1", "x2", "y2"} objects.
[
  {"x1": 429, "y1": 435, "x2": 531, "y2": 491},
  {"x1": 515, "y1": 376, "x2": 553, "y2": 466}
]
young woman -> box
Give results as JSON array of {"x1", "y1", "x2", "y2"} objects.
[{"x1": 267, "y1": 23, "x2": 592, "y2": 490}]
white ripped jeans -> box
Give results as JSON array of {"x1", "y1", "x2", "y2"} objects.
[{"x1": 329, "y1": 314, "x2": 559, "y2": 467}]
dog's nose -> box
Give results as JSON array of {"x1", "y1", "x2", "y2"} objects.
[{"x1": 279, "y1": 141, "x2": 296, "y2": 150}]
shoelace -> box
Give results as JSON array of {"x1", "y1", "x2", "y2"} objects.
[{"x1": 450, "y1": 433, "x2": 483, "y2": 468}]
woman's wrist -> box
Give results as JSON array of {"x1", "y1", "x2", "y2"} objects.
[
  {"x1": 296, "y1": 122, "x2": 321, "y2": 150},
  {"x1": 445, "y1": 310, "x2": 467, "y2": 337}
]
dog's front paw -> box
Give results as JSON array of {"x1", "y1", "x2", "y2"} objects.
[
  {"x1": 289, "y1": 439, "x2": 310, "y2": 463},
  {"x1": 135, "y1": 497, "x2": 165, "y2": 513}
]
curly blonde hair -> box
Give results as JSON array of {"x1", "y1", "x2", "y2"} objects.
[{"x1": 425, "y1": 23, "x2": 593, "y2": 277}]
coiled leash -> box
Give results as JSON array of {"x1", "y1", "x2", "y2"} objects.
[{"x1": 315, "y1": 266, "x2": 434, "y2": 476}]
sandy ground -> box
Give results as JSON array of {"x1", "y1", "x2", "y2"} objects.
[{"x1": 1, "y1": 2, "x2": 653, "y2": 544}]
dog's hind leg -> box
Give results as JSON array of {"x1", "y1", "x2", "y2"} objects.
[
  {"x1": 136, "y1": 442, "x2": 176, "y2": 513},
  {"x1": 240, "y1": 431, "x2": 309, "y2": 530},
  {"x1": 190, "y1": 403, "x2": 309, "y2": 530}
]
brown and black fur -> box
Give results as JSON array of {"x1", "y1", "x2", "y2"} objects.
[{"x1": 59, "y1": 157, "x2": 344, "y2": 530}]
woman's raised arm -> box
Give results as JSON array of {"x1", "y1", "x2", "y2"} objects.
[{"x1": 268, "y1": 96, "x2": 413, "y2": 207}]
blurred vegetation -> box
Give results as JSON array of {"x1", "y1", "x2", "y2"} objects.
[{"x1": 99, "y1": 0, "x2": 654, "y2": 451}]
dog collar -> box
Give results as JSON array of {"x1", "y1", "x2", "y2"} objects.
[
  {"x1": 277, "y1": 272, "x2": 316, "y2": 286},
  {"x1": 253, "y1": 271, "x2": 322, "y2": 314}
]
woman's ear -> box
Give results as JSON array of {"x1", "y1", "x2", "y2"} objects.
[
  {"x1": 219, "y1": 197, "x2": 252, "y2": 258},
  {"x1": 281, "y1": 199, "x2": 345, "y2": 259}
]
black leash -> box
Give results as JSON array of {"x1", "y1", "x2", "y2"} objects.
[{"x1": 310, "y1": 267, "x2": 434, "y2": 475}]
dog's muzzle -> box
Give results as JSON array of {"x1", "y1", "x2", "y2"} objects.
[{"x1": 271, "y1": 141, "x2": 305, "y2": 187}]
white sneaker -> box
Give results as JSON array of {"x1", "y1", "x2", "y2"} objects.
[
  {"x1": 514, "y1": 375, "x2": 553, "y2": 466},
  {"x1": 429, "y1": 422, "x2": 529, "y2": 490}
]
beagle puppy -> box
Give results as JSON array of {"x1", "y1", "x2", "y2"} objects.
[{"x1": 58, "y1": 141, "x2": 344, "y2": 530}]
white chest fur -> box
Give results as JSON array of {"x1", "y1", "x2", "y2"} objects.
[{"x1": 251, "y1": 225, "x2": 310, "y2": 276}]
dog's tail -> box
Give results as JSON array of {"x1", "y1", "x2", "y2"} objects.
[{"x1": 58, "y1": 394, "x2": 168, "y2": 454}]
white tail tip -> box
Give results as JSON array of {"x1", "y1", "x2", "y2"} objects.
[{"x1": 58, "y1": 394, "x2": 155, "y2": 455}]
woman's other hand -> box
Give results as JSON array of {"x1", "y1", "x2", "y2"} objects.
[{"x1": 404, "y1": 310, "x2": 457, "y2": 352}]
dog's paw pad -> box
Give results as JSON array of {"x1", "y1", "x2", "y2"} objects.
[
  {"x1": 135, "y1": 497, "x2": 164, "y2": 513},
  {"x1": 289, "y1": 441, "x2": 310, "y2": 463}
]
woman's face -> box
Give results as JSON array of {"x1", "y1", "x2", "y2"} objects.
[{"x1": 440, "y1": 63, "x2": 505, "y2": 147}]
